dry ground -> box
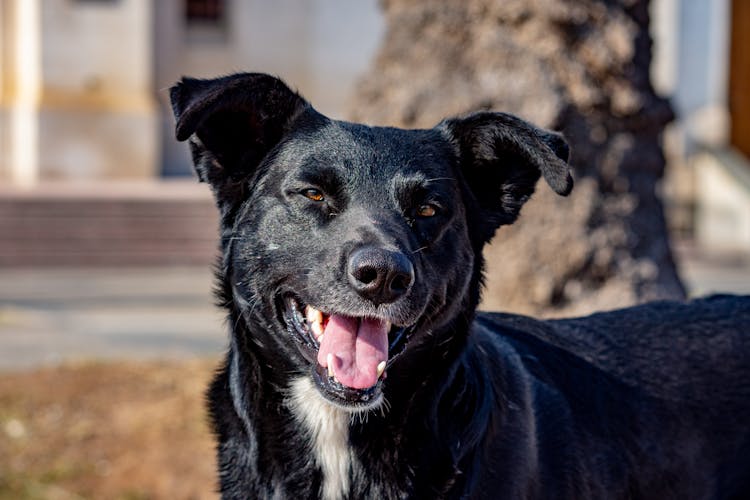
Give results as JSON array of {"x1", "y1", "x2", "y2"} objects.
[{"x1": 0, "y1": 359, "x2": 219, "y2": 500}]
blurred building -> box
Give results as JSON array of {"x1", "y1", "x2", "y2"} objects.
[
  {"x1": 652, "y1": 0, "x2": 750, "y2": 252},
  {"x1": 0, "y1": 0, "x2": 383, "y2": 184},
  {"x1": 0, "y1": 0, "x2": 157, "y2": 185}
]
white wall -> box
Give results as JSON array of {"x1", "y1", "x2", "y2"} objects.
[
  {"x1": 41, "y1": 0, "x2": 153, "y2": 99},
  {"x1": 37, "y1": 0, "x2": 158, "y2": 180}
]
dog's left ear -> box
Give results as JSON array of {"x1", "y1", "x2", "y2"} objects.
[
  {"x1": 438, "y1": 111, "x2": 573, "y2": 244},
  {"x1": 170, "y1": 73, "x2": 310, "y2": 216}
]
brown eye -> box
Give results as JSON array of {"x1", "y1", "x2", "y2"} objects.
[
  {"x1": 416, "y1": 204, "x2": 437, "y2": 217},
  {"x1": 303, "y1": 189, "x2": 325, "y2": 202}
]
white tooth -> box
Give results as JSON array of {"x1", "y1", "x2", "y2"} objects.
[
  {"x1": 385, "y1": 320, "x2": 392, "y2": 331},
  {"x1": 317, "y1": 334, "x2": 325, "y2": 343},
  {"x1": 376, "y1": 361, "x2": 386, "y2": 378},
  {"x1": 306, "y1": 305, "x2": 323, "y2": 325},
  {"x1": 327, "y1": 354, "x2": 334, "y2": 378},
  {"x1": 311, "y1": 321, "x2": 324, "y2": 339}
]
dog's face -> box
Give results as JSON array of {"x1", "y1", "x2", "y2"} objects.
[{"x1": 171, "y1": 73, "x2": 571, "y2": 411}]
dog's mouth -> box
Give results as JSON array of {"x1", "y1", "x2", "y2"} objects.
[{"x1": 279, "y1": 293, "x2": 411, "y2": 409}]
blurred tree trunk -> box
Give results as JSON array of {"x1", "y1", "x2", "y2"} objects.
[{"x1": 349, "y1": 0, "x2": 685, "y2": 317}]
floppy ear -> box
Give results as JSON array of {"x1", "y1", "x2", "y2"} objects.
[
  {"x1": 170, "y1": 73, "x2": 310, "y2": 216},
  {"x1": 438, "y1": 111, "x2": 573, "y2": 244}
]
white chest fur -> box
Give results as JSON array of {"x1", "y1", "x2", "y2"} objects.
[{"x1": 288, "y1": 377, "x2": 351, "y2": 500}]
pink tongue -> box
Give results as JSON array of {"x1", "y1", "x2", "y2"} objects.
[{"x1": 316, "y1": 315, "x2": 389, "y2": 389}]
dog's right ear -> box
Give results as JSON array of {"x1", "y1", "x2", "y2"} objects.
[{"x1": 170, "y1": 73, "x2": 310, "y2": 215}]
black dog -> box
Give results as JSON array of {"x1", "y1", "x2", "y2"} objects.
[{"x1": 170, "y1": 73, "x2": 750, "y2": 499}]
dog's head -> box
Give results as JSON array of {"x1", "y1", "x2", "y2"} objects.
[{"x1": 171, "y1": 73, "x2": 571, "y2": 411}]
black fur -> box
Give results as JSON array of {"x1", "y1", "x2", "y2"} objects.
[{"x1": 170, "y1": 73, "x2": 750, "y2": 499}]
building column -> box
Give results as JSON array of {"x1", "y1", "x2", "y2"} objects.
[{"x1": 0, "y1": 0, "x2": 41, "y2": 186}]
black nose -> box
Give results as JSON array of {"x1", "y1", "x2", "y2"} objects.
[{"x1": 347, "y1": 246, "x2": 414, "y2": 305}]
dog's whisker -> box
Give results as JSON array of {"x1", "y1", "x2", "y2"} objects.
[
  {"x1": 424, "y1": 177, "x2": 456, "y2": 183},
  {"x1": 378, "y1": 396, "x2": 392, "y2": 418}
]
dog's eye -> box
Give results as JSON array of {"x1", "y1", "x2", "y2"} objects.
[
  {"x1": 416, "y1": 204, "x2": 437, "y2": 218},
  {"x1": 303, "y1": 189, "x2": 325, "y2": 202}
]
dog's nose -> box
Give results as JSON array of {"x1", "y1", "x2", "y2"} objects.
[{"x1": 347, "y1": 246, "x2": 414, "y2": 305}]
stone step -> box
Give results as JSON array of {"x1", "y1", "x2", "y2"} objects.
[{"x1": 0, "y1": 181, "x2": 220, "y2": 266}]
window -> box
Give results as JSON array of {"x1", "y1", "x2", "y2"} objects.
[
  {"x1": 186, "y1": 0, "x2": 225, "y2": 24},
  {"x1": 185, "y1": 0, "x2": 227, "y2": 43}
]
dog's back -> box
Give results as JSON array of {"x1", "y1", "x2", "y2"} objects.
[
  {"x1": 470, "y1": 295, "x2": 750, "y2": 499},
  {"x1": 489, "y1": 295, "x2": 750, "y2": 402}
]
